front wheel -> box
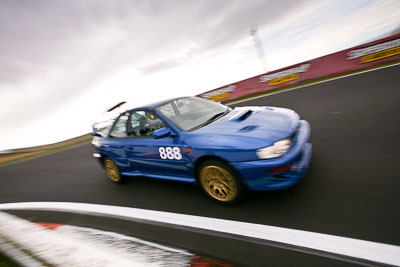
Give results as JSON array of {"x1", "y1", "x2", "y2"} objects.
[
  {"x1": 199, "y1": 160, "x2": 243, "y2": 204},
  {"x1": 103, "y1": 157, "x2": 124, "y2": 184}
]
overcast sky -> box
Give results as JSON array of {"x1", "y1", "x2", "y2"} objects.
[{"x1": 1, "y1": 0, "x2": 399, "y2": 151}]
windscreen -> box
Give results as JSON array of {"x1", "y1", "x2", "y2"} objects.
[{"x1": 156, "y1": 97, "x2": 230, "y2": 131}]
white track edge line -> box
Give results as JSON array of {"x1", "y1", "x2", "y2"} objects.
[
  {"x1": 229, "y1": 61, "x2": 400, "y2": 105},
  {"x1": 0, "y1": 202, "x2": 399, "y2": 266}
]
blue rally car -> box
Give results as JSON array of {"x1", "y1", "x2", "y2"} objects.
[{"x1": 92, "y1": 96, "x2": 311, "y2": 204}]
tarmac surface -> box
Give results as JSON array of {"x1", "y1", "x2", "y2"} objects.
[{"x1": 1, "y1": 64, "x2": 399, "y2": 266}]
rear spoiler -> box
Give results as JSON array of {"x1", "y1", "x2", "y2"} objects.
[{"x1": 106, "y1": 101, "x2": 126, "y2": 112}]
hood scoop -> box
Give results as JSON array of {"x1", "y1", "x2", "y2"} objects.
[
  {"x1": 230, "y1": 110, "x2": 253, "y2": 121},
  {"x1": 239, "y1": 125, "x2": 259, "y2": 132}
]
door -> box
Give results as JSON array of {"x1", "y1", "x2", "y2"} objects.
[{"x1": 125, "y1": 110, "x2": 191, "y2": 178}]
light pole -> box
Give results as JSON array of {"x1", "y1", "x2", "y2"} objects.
[{"x1": 250, "y1": 24, "x2": 268, "y2": 73}]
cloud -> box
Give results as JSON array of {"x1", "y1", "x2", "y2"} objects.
[{"x1": 0, "y1": 0, "x2": 310, "y2": 110}]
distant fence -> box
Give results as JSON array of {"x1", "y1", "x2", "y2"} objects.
[{"x1": 198, "y1": 33, "x2": 400, "y2": 102}]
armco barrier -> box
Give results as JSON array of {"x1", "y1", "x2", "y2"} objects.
[{"x1": 198, "y1": 33, "x2": 400, "y2": 102}]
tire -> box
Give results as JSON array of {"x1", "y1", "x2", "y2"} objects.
[
  {"x1": 198, "y1": 160, "x2": 243, "y2": 204},
  {"x1": 103, "y1": 157, "x2": 124, "y2": 184}
]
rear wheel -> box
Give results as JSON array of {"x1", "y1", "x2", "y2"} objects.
[
  {"x1": 103, "y1": 157, "x2": 124, "y2": 184},
  {"x1": 199, "y1": 160, "x2": 243, "y2": 204}
]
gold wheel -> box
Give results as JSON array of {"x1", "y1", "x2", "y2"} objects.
[
  {"x1": 200, "y1": 164, "x2": 238, "y2": 202},
  {"x1": 104, "y1": 158, "x2": 121, "y2": 183}
]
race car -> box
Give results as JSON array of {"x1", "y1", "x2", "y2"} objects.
[{"x1": 92, "y1": 96, "x2": 312, "y2": 204}]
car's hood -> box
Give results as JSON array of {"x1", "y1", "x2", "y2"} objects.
[{"x1": 193, "y1": 106, "x2": 300, "y2": 144}]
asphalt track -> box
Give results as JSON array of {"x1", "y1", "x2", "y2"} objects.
[{"x1": 1, "y1": 64, "x2": 400, "y2": 265}]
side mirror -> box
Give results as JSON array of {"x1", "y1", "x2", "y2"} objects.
[{"x1": 153, "y1": 127, "x2": 174, "y2": 139}]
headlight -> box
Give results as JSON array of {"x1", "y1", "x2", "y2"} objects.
[{"x1": 256, "y1": 138, "x2": 292, "y2": 159}]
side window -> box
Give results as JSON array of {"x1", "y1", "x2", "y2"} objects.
[
  {"x1": 127, "y1": 111, "x2": 166, "y2": 137},
  {"x1": 109, "y1": 114, "x2": 129, "y2": 138}
]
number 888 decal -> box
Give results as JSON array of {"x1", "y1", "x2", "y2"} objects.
[{"x1": 159, "y1": 147, "x2": 182, "y2": 160}]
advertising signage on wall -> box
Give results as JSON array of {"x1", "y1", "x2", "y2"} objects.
[
  {"x1": 347, "y1": 38, "x2": 400, "y2": 63},
  {"x1": 199, "y1": 34, "x2": 400, "y2": 102},
  {"x1": 200, "y1": 85, "x2": 236, "y2": 102},
  {"x1": 259, "y1": 64, "x2": 311, "y2": 85}
]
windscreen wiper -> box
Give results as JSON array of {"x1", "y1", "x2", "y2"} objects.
[{"x1": 204, "y1": 109, "x2": 230, "y2": 125}]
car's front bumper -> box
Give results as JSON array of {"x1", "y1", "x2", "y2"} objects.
[{"x1": 231, "y1": 120, "x2": 312, "y2": 191}]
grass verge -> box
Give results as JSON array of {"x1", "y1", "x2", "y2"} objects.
[{"x1": 0, "y1": 137, "x2": 91, "y2": 167}]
